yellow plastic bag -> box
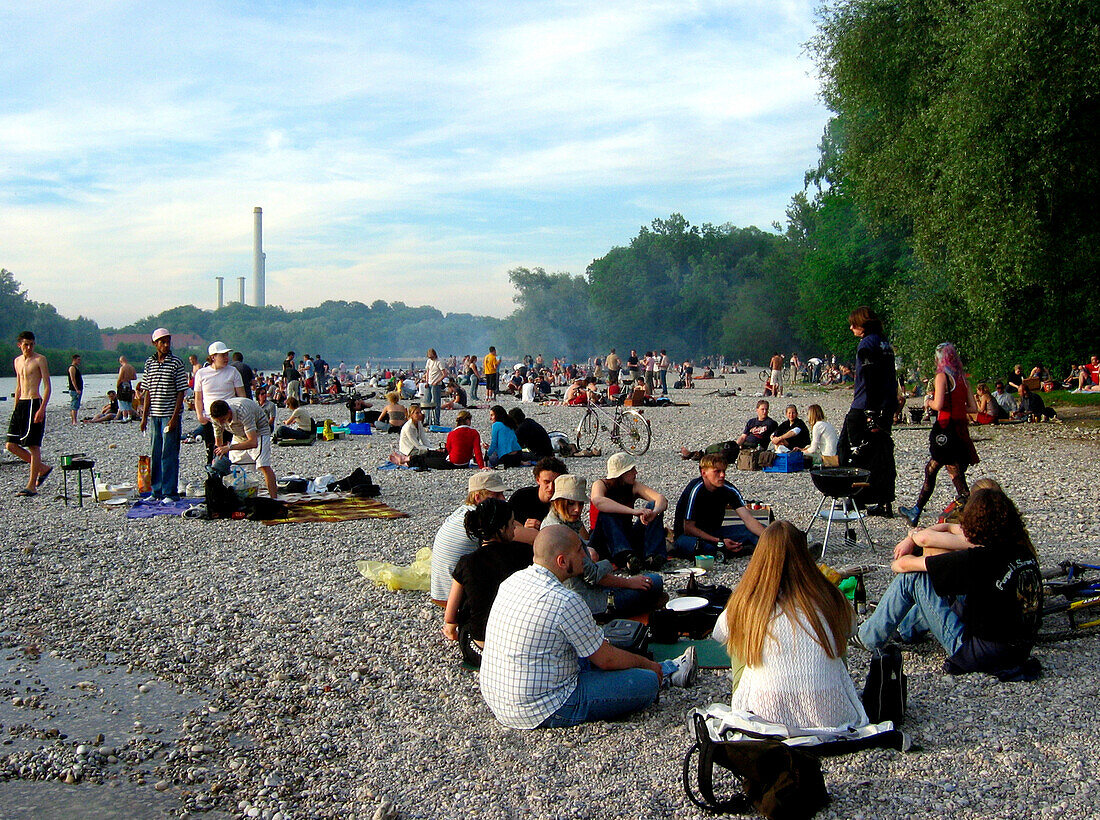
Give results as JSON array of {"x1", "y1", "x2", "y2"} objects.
[{"x1": 356, "y1": 547, "x2": 432, "y2": 591}]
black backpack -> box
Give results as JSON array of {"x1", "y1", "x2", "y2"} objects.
[
  {"x1": 862, "y1": 645, "x2": 907, "y2": 726},
  {"x1": 683, "y1": 714, "x2": 830, "y2": 819}
]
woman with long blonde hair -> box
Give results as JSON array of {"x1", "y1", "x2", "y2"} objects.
[{"x1": 712, "y1": 521, "x2": 868, "y2": 728}]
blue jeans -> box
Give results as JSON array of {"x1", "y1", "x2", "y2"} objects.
[
  {"x1": 426, "y1": 384, "x2": 443, "y2": 426},
  {"x1": 858, "y1": 572, "x2": 964, "y2": 656},
  {"x1": 468, "y1": 376, "x2": 479, "y2": 401},
  {"x1": 538, "y1": 658, "x2": 676, "y2": 728},
  {"x1": 672, "y1": 523, "x2": 759, "y2": 556},
  {"x1": 659, "y1": 370, "x2": 668, "y2": 394},
  {"x1": 610, "y1": 572, "x2": 664, "y2": 617},
  {"x1": 591, "y1": 505, "x2": 666, "y2": 564},
  {"x1": 149, "y1": 416, "x2": 181, "y2": 500}
]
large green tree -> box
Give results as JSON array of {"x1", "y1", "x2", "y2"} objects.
[
  {"x1": 505, "y1": 267, "x2": 596, "y2": 360},
  {"x1": 587, "y1": 215, "x2": 802, "y2": 360},
  {"x1": 813, "y1": 0, "x2": 1100, "y2": 375},
  {"x1": 786, "y1": 120, "x2": 917, "y2": 361}
]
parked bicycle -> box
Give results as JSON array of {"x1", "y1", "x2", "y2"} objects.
[
  {"x1": 575, "y1": 402, "x2": 651, "y2": 455},
  {"x1": 1039, "y1": 559, "x2": 1100, "y2": 641}
]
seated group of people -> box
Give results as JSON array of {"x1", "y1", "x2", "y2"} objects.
[
  {"x1": 973, "y1": 381, "x2": 1058, "y2": 424},
  {"x1": 427, "y1": 448, "x2": 1043, "y2": 732},
  {"x1": 430, "y1": 461, "x2": 670, "y2": 666},
  {"x1": 388, "y1": 405, "x2": 555, "y2": 469},
  {"x1": 680, "y1": 400, "x2": 841, "y2": 464}
]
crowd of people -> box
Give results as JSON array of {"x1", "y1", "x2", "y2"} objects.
[
  {"x1": 6, "y1": 318, "x2": 1084, "y2": 744},
  {"x1": 419, "y1": 307, "x2": 1056, "y2": 737}
]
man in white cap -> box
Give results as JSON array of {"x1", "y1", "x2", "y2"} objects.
[
  {"x1": 589, "y1": 452, "x2": 669, "y2": 573},
  {"x1": 193, "y1": 341, "x2": 245, "y2": 466},
  {"x1": 430, "y1": 471, "x2": 511, "y2": 606},
  {"x1": 140, "y1": 329, "x2": 189, "y2": 500}
]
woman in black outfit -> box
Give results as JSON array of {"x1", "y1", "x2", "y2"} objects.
[
  {"x1": 442, "y1": 499, "x2": 533, "y2": 667},
  {"x1": 838, "y1": 306, "x2": 898, "y2": 517}
]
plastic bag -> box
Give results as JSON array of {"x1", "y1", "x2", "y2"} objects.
[
  {"x1": 229, "y1": 466, "x2": 258, "y2": 498},
  {"x1": 356, "y1": 547, "x2": 432, "y2": 592}
]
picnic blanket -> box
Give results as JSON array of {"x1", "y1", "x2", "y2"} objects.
[
  {"x1": 262, "y1": 496, "x2": 408, "y2": 525},
  {"x1": 650, "y1": 638, "x2": 731, "y2": 669},
  {"x1": 125, "y1": 497, "x2": 205, "y2": 519}
]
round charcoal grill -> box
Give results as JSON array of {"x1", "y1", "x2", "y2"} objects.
[
  {"x1": 808, "y1": 467, "x2": 870, "y2": 497},
  {"x1": 804, "y1": 467, "x2": 875, "y2": 560}
]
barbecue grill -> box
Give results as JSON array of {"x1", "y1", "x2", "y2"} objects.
[{"x1": 804, "y1": 467, "x2": 876, "y2": 559}]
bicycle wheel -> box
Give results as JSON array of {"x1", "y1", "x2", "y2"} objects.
[
  {"x1": 576, "y1": 410, "x2": 599, "y2": 449},
  {"x1": 615, "y1": 411, "x2": 651, "y2": 455},
  {"x1": 758, "y1": 370, "x2": 769, "y2": 383}
]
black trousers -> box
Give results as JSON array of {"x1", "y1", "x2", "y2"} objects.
[{"x1": 838, "y1": 408, "x2": 896, "y2": 505}]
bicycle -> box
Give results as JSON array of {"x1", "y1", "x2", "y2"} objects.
[
  {"x1": 757, "y1": 369, "x2": 789, "y2": 385},
  {"x1": 1039, "y1": 559, "x2": 1100, "y2": 641},
  {"x1": 575, "y1": 402, "x2": 651, "y2": 455}
]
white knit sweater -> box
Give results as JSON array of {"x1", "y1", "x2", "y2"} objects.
[{"x1": 713, "y1": 605, "x2": 869, "y2": 729}]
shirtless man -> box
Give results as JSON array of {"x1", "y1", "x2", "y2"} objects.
[
  {"x1": 769, "y1": 352, "x2": 785, "y2": 397},
  {"x1": 116, "y1": 355, "x2": 138, "y2": 422},
  {"x1": 6, "y1": 331, "x2": 53, "y2": 496}
]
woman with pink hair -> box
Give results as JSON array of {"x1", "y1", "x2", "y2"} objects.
[{"x1": 899, "y1": 343, "x2": 979, "y2": 526}]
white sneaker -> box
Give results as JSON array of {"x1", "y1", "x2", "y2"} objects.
[{"x1": 669, "y1": 646, "x2": 697, "y2": 688}]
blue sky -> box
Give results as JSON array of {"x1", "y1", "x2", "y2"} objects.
[{"x1": 0, "y1": 0, "x2": 828, "y2": 327}]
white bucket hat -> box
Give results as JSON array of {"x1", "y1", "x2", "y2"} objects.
[
  {"x1": 606, "y1": 452, "x2": 637, "y2": 479},
  {"x1": 550, "y1": 474, "x2": 587, "y2": 503}
]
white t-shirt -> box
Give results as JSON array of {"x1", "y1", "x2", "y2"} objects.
[
  {"x1": 521, "y1": 382, "x2": 536, "y2": 403},
  {"x1": 194, "y1": 365, "x2": 244, "y2": 417}
]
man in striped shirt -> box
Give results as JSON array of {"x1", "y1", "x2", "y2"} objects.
[{"x1": 139, "y1": 328, "x2": 189, "y2": 500}]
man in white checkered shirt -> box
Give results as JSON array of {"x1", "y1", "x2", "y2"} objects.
[{"x1": 480, "y1": 526, "x2": 696, "y2": 729}]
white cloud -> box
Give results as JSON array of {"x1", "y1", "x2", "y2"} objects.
[{"x1": 0, "y1": 0, "x2": 829, "y2": 326}]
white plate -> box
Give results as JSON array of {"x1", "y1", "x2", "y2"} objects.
[
  {"x1": 671, "y1": 568, "x2": 706, "y2": 577},
  {"x1": 667, "y1": 596, "x2": 709, "y2": 612},
  {"x1": 102, "y1": 497, "x2": 130, "y2": 506}
]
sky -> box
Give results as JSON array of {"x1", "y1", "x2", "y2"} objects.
[{"x1": 0, "y1": 0, "x2": 830, "y2": 328}]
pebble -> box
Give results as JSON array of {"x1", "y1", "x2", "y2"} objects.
[{"x1": 1, "y1": 383, "x2": 1098, "y2": 818}]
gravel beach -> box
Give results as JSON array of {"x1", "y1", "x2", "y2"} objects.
[{"x1": 2, "y1": 373, "x2": 1099, "y2": 819}]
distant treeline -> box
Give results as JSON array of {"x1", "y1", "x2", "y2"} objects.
[{"x1": 4, "y1": 1, "x2": 1096, "y2": 380}]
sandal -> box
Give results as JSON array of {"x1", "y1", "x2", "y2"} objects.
[
  {"x1": 16, "y1": 489, "x2": 38, "y2": 497},
  {"x1": 36, "y1": 466, "x2": 53, "y2": 487}
]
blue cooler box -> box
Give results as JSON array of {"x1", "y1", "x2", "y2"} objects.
[{"x1": 763, "y1": 451, "x2": 804, "y2": 473}]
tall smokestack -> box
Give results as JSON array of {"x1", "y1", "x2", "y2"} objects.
[
  {"x1": 252, "y1": 206, "x2": 265, "y2": 307},
  {"x1": 238, "y1": 276, "x2": 246, "y2": 305},
  {"x1": 216, "y1": 276, "x2": 224, "y2": 309}
]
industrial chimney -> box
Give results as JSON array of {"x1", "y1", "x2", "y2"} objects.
[
  {"x1": 238, "y1": 276, "x2": 246, "y2": 305},
  {"x1": 252, "y1": 207, "x2": 266, "y2": 307},
  {"x1": 216, "y1": 276, "x2": 224, "y2": 309}
]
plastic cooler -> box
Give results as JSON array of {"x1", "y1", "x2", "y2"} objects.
[{"x1": 763, "y1": 451, "x2": 804, "y2": 473}]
